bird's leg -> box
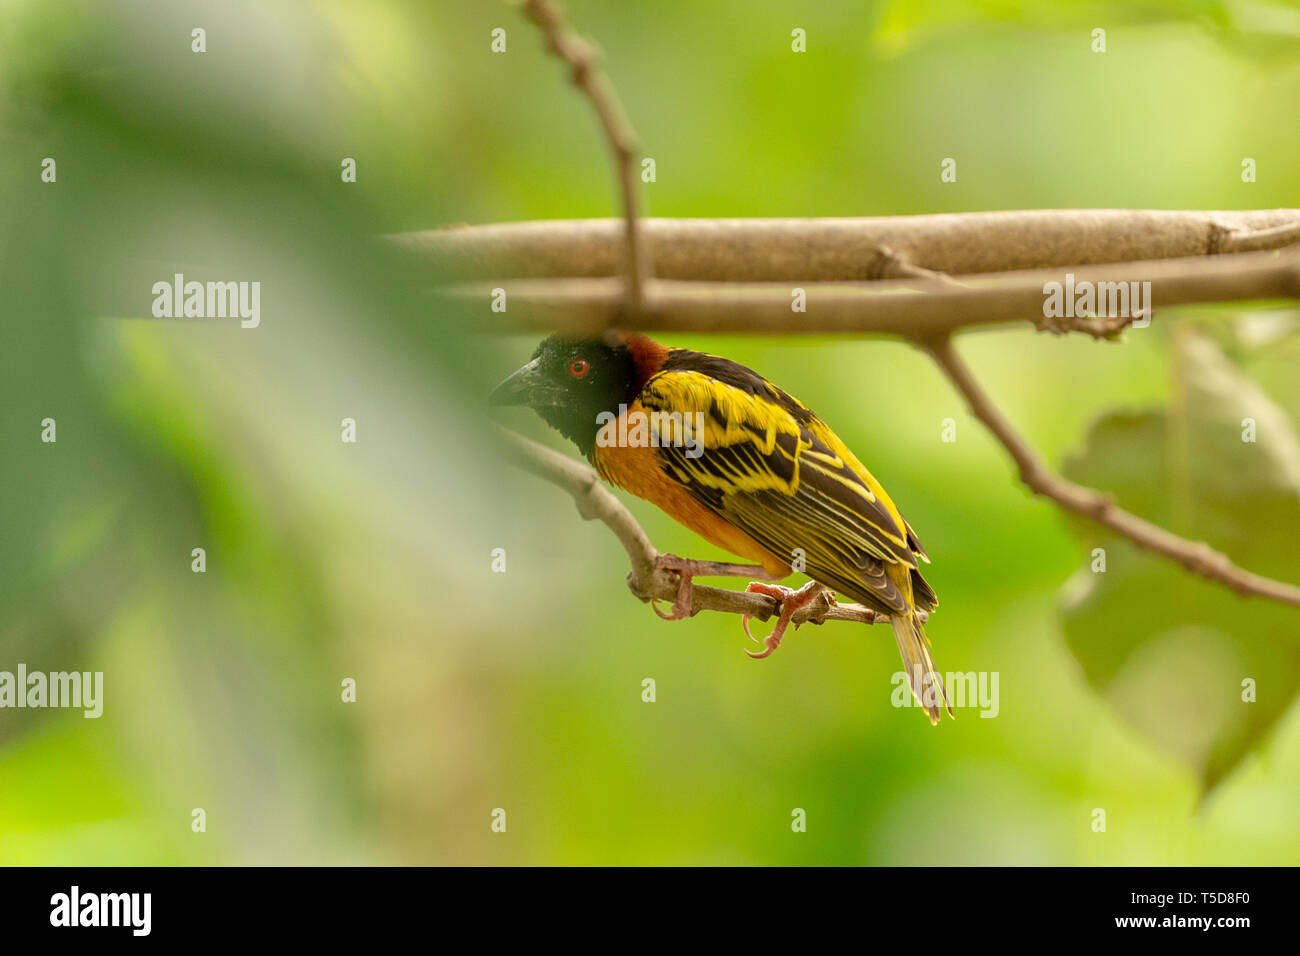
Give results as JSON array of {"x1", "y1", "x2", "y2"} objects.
[
  {"x1": 741, "y1": 580, "x2": 828, "y2": 659},
  {"x1": 651, "y1": 553, "x2": 781, "y2": 621}
]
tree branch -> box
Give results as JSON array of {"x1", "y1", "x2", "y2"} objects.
[
  {"x1": 393, "y1": 209, "x2": 1300, "y2": 282},
  {"x1": 495, "y1": 427, "x2": 899, "y2": 628},
  {"x1": 920, "y1": 334, "x2": 1300, "y2": 607},
  {"x1": 521, "y1": 0, "x2": 647, "y2": 317},
  {"x1": 435, "y1": 247, "x2": 1300, "y2": 337}
]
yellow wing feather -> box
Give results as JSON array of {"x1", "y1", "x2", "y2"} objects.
[{"x1": 639, "y1": 365, "x2": 930, "y2": 616}]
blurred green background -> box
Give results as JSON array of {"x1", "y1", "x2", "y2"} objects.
[{"x1": 1, "y1": 0, "x2": 1298, "y2": 865}]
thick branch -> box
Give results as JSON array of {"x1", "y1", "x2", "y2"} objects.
[
  {"x1": 521, "y1": 0, "x2": 647, "y2": 316},
  {"x1": 922, "y1": 335, "x2": 1300, "y2": 606},
  {"x1": 394, "y1": 210, "x2": 1300, "y2": 282},
  {"x1": 495, "y1": 427, "x2": 896, "y2": 627},
  {"x1": 437, "y1": 248, "x2": 1300, "y2": 336}
]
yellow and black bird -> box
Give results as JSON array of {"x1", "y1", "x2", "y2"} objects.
[{"x1": 492, "y1": 332, "x2": 952, "y2": 723}]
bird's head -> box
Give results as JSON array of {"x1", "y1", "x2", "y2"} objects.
[{"x1": 490, "y1": 332, "x2": 653, "y2": 455}]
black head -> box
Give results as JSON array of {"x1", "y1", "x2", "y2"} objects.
[{"x1": 490, "y1": 333, "x2": 638, "y2": 456}]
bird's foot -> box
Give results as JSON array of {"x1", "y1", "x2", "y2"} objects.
[
  {"x1": 651, "y1": 554, "x2": 779, "y2": 621},
  {"x1": 742, "y1": 580, "x2": 826, "y2": 659}
]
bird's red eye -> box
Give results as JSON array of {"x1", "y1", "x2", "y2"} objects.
[{"x1": 569, "y1": 359, "x2": 589, "y2": 377}]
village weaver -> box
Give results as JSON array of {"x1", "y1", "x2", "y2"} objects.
[{"x1": 491, "y1": 332, "x2": 953, "y2": 723}]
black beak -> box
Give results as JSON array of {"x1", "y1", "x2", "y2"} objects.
[{"x1": 489, "y1": 358, "x2": 566, "y2": 408}]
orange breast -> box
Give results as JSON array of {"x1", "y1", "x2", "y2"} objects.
[{"x1": 590, "y1": 419, "x2": 790, "y2": 579}]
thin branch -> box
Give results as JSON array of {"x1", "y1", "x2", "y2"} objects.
[
  {"x1": 496, "y1": 425, "x2": 656, "y2": 583},
  {"x1": 392, "y1": 210, "x2": 1300, "y2": 282},
  {"x1": 921, "y1": 335, "x2": 1300, "y2": 607},
  {"x1": 436, "y1": 248, "x2": 1300, "y2": 337},
  {"x1": 495, "y1": 427, "x2": 899, "y2": 628},
  {"x1": 521, "y1": 0, "x2": 647, "y2": 316}
]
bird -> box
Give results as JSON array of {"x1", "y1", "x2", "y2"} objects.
[{"x1": 491, "y1": 331, "x2": 953, "y2": 723}]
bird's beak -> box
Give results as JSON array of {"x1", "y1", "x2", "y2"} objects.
[{"x1": 489, "y1": 358, "x2": 566, "y2": 408}]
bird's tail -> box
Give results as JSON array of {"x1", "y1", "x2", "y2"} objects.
[{"x1": 890, "y1": 611, "x2": 953, "y2": 725}]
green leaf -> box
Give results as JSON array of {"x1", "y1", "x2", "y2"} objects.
[{"x1": 1060, "y1": 333, "x2": 1300, "y2": 795}]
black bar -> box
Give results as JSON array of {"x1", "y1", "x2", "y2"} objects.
[{"x1": 0, "y1": 866, "x2": 1274, "y2": 942}]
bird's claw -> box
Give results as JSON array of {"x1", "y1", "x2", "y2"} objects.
[
  {"x1": 741, "y1": 581, "x2": 824, "y2": 660},
  {"x1": 652, "y1": 592, "x2": 690, "y2": 621},
  {"x1": 650, "y1": 555, "x2": 694, "y2": 621}
]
